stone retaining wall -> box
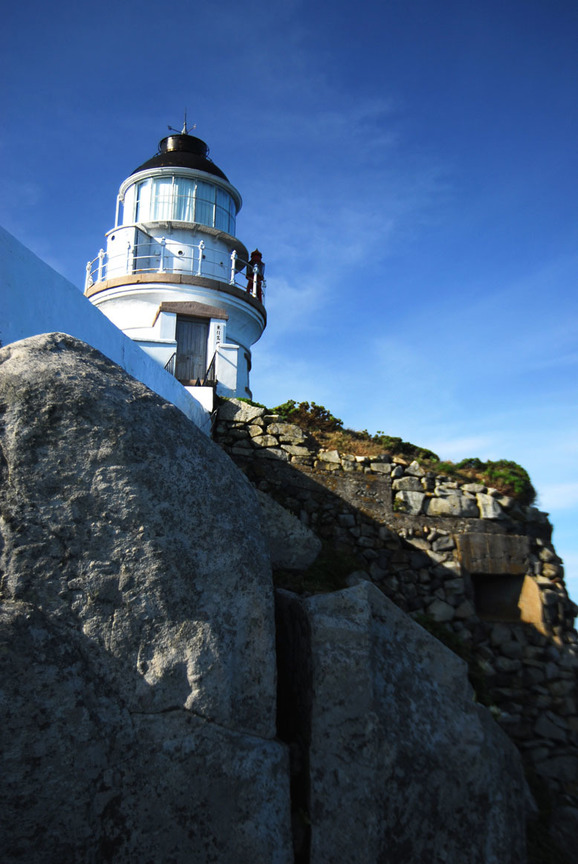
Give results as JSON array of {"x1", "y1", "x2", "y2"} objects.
[{"x1": 215, "y1": 399, "x2": 578, "y2": 805}]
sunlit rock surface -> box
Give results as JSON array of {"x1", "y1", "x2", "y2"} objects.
[{"x1": 0, "y1": 333, "x2": 291, "y2": 863}]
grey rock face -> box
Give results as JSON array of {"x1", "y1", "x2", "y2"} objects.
[
  {"x1": 267, "y1": 422, "x2": 308, "y2": 442},
  {"x1": 477, "y1": 492, "x2": 504, "y2": 519},
  {"x1": 405, "y1": 459, "x2": 425, "y2": 476},
  {"x1": 217, "y1": 397, "x2": 266, "y2": 423},
  {"x1": 395, "y1": 489, "x2": 425, "y2": 514},
  {"x1": 0, "y1": 334, "x2": 291, "y2": 863},
  {"x1": 301, "y1": 582, "x2": 529, "y2": 864},
  {"x1": 424, "y1": 493, "x2": 479, "y2": 517},
  {"x1": 214, "y1": 391, "x2": 577, "y2": 844},
  {"x1": 369, "y1": 461, "x2": 392, "y2": 473},
  {"x1": 256, "y1": 489, "x2": 321, "y2": 570},
  {"x1": 1, "y1": 602, "x2": 291, "y2": 864},
  {"x1": 317, "y1": 449, "x2": 340, "y2": 463},
  {"x1": 427, "y1": 597, "x2": 456, "y2": 622},
  {"x1": 251, "y1": 433, "x2": 279, "y2": 448},
  {"x1": 0, "y1": 334, "x2": 545, "y2": 863},
  {"x1": 392, "y1": 476, "x2": 423, "y2": 492},
  {"x1": 550, "y1": 806, "x2": 578, "y2": 862}
]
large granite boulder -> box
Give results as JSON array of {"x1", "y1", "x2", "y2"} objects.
[
  {"x1": 278, "y1": 582, "x2": 531, "y2": 864},
  {"x1": 0, "y1": 334, "x2": 292, "y2": 863},
  {"x1": 1, "y1": 601, "x2": 291, "y2": 863}
]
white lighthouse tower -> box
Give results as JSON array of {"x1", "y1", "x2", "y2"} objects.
[{"x1": 85, "y1": 126, "x2": 266, "y2": 410}]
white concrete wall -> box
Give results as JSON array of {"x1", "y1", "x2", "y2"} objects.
[{"x1": 0, "y1": 226, "x2": 211, "y2": 434}]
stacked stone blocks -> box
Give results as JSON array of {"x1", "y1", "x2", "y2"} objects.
[{"x1": 215, "y1": 399, "x2": 578, "y2": 801}]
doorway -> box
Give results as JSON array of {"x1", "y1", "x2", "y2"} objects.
[{"x1": 175, "y1": 316, "x2": 209, "y2": 383}]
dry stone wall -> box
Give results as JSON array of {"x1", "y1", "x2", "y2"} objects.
[{"x1": 215, "y1": 399, "x2": 578, "y2": 810}]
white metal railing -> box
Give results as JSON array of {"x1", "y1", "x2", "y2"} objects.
[{"x1": 85, "y1": 237, "x2": 265, "y2": 303}]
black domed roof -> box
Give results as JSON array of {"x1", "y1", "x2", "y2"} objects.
[{"x1": 131, "y1": 134, "x2": 229, "y2": 181}]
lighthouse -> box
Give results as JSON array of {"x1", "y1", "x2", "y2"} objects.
[{"x1": 85, "y1": 126, "x2": 266, "y2": 411}]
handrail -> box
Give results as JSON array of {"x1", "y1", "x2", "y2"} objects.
[
  {"x1": 164, "y1": 350, "x2": 217, "y2": 387},
  {"x1": 203, "y1": 352, "x2": 217, "y2": 386},
  {"x1": 85, "y1": 237, "x2": 265, "y2": 303},
  {"x1": 164, "y1": 352, "x2": 176, "y2": 376}
]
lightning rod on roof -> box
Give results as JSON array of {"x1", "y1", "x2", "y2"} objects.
[{"x1": 167, "y1": 111, "x2": 197, "y2": 136}]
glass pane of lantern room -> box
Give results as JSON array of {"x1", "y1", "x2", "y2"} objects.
[
  {"x1": 151, "y1": 178, "x2": 173, "y2": 220},
  {"x1": 134, "y1": 180, "x2": 151, "y2": 221},
  {"x1": 215, "y1": 189, "x2": 231, "y2": 232},
  {"x1": 174, "y1": 177, "x2": 195, "y2": 221},
  {"x1": 195, "y1": 182, "x2": 215, "y2": 227},
  {"x1": 133, "y1": 228, "x2": 156, "y2": 273}
]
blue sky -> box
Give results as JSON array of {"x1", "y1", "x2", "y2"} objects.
[{"x1": 2, "y1": 0, "x2": 578, "y2": 595}]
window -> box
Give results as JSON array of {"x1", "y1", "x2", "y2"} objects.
[
  {"x1": 150, "y1": 178, "x2": 172, "y2": 220},
  {"x1": 195, "y1": 182, "x2": 215, "y2": 226},
  {"x1": 215, "y1": 188, "x2": 232, "y2": 233},
  {"x1": 174, "y1": 177, "x2": 195, "y2": 221},
  {"x1": 133, "y1": 228, "x2": 156, "y2": 273},
  {"x1": 129, "y1": 177, "x2": 236, "y2": 233},
  {"x1": 134, "y1": 179, "x2": 151, "y2": 222}
]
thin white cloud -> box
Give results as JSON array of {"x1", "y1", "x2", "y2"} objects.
[
  {"x1": 251, "y1": 345, "x2": 343, "y2": 409},
  {"x1": 539, "y1": 483, "x2": 578, "y2": 512},
  {"x1": 264, "y1": 275, "x2": 328, "y2": 336},
  {"x1": 423, "y1": 436, "x2": 497, "y2": 462}
]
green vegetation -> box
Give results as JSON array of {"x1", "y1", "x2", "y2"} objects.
[
  {"x1": 272, "y1": 400, "x2": 344, "y2": 433},
  {"x1": 221, "y1": 397, "x2": 536, "y2": 505},
  {"x1": 269, "y1": 399, "x2": 536, "y2": 505},
  {"x1": 435, "y1": 458, "x2": 536, "y2": 506},
  {"x1": 372, "y1": 433, "x2": 439, "y2": 462},
  {"x1": 272, "y1": 401, "x2": 440, "y2": 461}
]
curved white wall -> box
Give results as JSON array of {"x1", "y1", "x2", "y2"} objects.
[{"x1": 91, "y1": 281, "x2": 265, "y2": 347}]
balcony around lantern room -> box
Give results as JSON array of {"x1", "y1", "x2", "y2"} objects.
[{"x1": 84, "y1": 233, "x2": 265, "y2": 305}]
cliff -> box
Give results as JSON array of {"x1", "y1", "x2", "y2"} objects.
[{"x1": 0, "y1": 335, "x2": 573, "y2": 862}]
